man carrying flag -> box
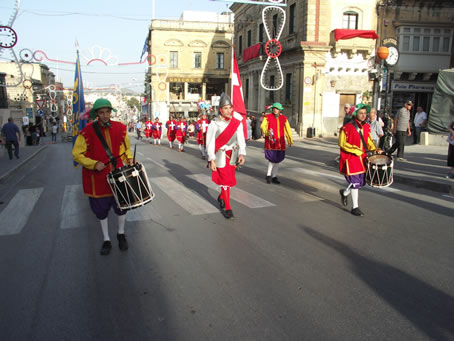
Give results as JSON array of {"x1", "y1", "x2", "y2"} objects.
[{"x1": 206, "y1": 93, "x2": 246, "y2": 220}]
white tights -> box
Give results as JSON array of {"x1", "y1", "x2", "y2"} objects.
[
  {"x1": 343, "y1": 185, "x2": 359, "y2": 209},
  {"x1": 266, "y1": 162, "x2": 280, "y2": 177}
]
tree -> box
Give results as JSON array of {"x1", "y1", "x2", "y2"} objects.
[{"x1": 126, "y1": 97, "x2": 140, "y2": 112}]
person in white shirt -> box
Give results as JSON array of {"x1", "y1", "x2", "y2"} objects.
[{"x1": 413, "y1": 106, "x2": 427, "y2": 144}]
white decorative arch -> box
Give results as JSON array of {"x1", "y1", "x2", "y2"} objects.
[{"x1": 188, "y1": 40, "x2": 208, "y2": 48}]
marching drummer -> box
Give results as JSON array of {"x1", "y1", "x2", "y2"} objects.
[
  {"x1": 338, "y1": 103, "x2": 381, "y2": 217},
  {"x1": 72, "y1": 98, "x2": 134, "y2": 255}
]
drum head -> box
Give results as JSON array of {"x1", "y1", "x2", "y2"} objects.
[{"x1": 368, "y1": 154, "x2": 391, "y2": 165}]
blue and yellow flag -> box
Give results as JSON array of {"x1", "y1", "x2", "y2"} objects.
[{"x1": 72, "y1": 51, "x2": 86, "y2": 166}]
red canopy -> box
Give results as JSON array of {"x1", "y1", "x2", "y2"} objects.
[
  {"x1": 243, "y1": 43, "x2": 261, "y2": 63},
  {"x1": 334, "y1": 29, "x2": 378, "y2": 41}
]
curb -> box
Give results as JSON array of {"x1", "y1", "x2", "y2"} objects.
[{"x1": 0, "y1": 145, "x2": 47, "y2": 183}]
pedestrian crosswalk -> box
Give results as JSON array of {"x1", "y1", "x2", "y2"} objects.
[
  {"x1": 0, "y1": 173, "x2": 276, "y2": 236},
  {"x1": 0, "y1": 188, "x2": 43, "y2": 236}
]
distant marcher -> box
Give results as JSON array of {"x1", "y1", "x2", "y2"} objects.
[
  {"x1": 1, "y1": 117, "x2": 21, "y2": 159},
  {"x1": 261, "y1": 103, "x2": 293, "y2": 184},
  {"x1": 447, "y1": 119, "x2": 454, "y2": 179},
  {"x1": 387, "y1": 100, "x2": 413, "y2": 161},
  {"x1": 51, "y1": 122, "x2": 58, "y2": 143},
  {"x1": 24, "y1": 125, "x2": 32, "y2": 146},
  {"x1": 413, "y1": 106, "x2": 427, "y2": 144},
  {"x1": 368, "y1": 108, "x2": 384, "y2": 147}
]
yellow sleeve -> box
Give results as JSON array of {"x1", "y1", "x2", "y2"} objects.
[
  {"x1": 120, "y1": 132, "x2": 133, "y2": 164},
  {"x1": 260, "y1": 118, "x2": 268, "y2": 136},
  {"x1": 284, "y1": 120, "x2": 293, "y2": 145},
  {"x1": 338, "y1": 129, "x2": 364, "y2": 156},
  {"x1": 367, "y1": 134, "x2": 377, "y2": 152},
  {"x1": 72, "y1": 134, "x2": 97, "y2": 170}
]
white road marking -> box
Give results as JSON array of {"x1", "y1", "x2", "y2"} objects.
[
  {"x1": 442, "y1": 194, "x2": 454, "y2": 200},
  {"x1": 137, "y1": 151, "x2": 144, "y2": 156},
  {"x1": 0, "y1": 188, "x2": 44, "y2": 236},
  {"x1": 187, "y1": 174, "x2": 275, "y2": 208},
  {"x1": 146, "y1": 157, "x2": 170, "y2": 171},
  {"x1": 151, "y1": 177, "x2": 218, "y2": 215},
  {"x1": 60, "y1": 185, "x2": 91, "y2": 229}
]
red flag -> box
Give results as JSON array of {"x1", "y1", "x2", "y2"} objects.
[{"x1": 231, "y1": 48, "x2": 247, "y2": 139}]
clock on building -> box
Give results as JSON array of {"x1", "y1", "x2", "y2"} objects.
[
  {"x1": 385, "y1": 45, "x2": 399, "y2": 66},
  {"x1": 0, "y1": 26, "x2": 17, "y2": 48}
]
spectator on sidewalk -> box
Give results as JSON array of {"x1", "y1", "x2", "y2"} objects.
[
  {"x1": 387, "y1": 100, "x2": 412, "y2": 161},
  {"x1": 413, "y1": 106, "x2": 427, "y2": 144},
  {"x1": 1, "y1": 117, "x2": 21, "y2": 160},
  {"x1": 343, "y1": 103, "x2": 353, "y2": 126},
  {"x1": 447, "y1": 119, "x2": 454, "y2": 179},
  {"x1": 368, "y1": 108, "x2": 384, "y2": 147}
]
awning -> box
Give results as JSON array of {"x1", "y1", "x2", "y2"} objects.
[
  {"x1": 243, "y1": 43, "x2": 261, "y2": 63},
  {"x1": 334, "y1": 29, "x2": 379, "y2": 41}
]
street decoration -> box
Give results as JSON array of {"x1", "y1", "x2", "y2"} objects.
[
  {"x1": 0, "y1": 0, "x2": 23, "y2": 87},
  {"x1": 260, "y1": 5, "x2": 286, "y2": 91}
]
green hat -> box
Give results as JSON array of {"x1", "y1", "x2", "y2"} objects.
[
  {"x1": 90, "y1": 98, "x2": 117, "y2": 120},
  {"x1": 272, "y1": 102, "x2": 284, "y2": 111},
  {"x1": 352, "y1": 103, "x2": 371, "y2": 116}
]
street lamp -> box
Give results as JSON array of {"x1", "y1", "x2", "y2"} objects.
[{"x1": 373, "y1": 46, "x2": 389, "y2": 111}]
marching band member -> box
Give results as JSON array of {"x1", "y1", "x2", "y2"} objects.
[
  {"x1": 152, "y1": 117, "x2": 162, "y2": 146},
  {"x1": 260, "y1": 102, "x2": 293, "y2": 184},
  {"x1": 206, "y1": 93, "x2": 246, "y2": 219},
  {"x1": 338, "y1": 103, "x2": 380, "y2": 216},
  {"x1": 196, "y1": 112, "x2": 210, "y2": 160},
  {"x1": 166, "y1": 114, "x2": 177, "y2": 149},
  {"x1": 144, "y1": 119, "x2": 152, "y2": 143},
  {"x1": 72, "y1": 98, "x2": 133, "y2": 255},
  {"x1": 176, "y1": 116, "x2": 187, "y2": 152}
]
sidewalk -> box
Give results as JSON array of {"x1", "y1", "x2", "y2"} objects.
[{"x1": 0, "y1": 135, "x2": 51, "y2": 183}]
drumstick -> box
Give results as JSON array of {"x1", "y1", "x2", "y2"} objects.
[
  {"x1": 133, "y1": 144, "x2": 137, "y2": 164},
  {"x1": 103, "y1": 152, "x2": 126, "y2": 166}
]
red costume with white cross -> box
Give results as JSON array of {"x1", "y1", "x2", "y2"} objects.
[
  {"x1": 196, "y1": 118, "x2": 210, "y2": 146},
  {"x1": 152, "y1": 120, "x2": 162, "y2": 139},
  {"x1": 144, "y1": 120, "x2": 152, "y2": 138}
]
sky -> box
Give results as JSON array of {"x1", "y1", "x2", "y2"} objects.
[{"x1": 0, "y1": 0, "x2": 231, "y2": 93}]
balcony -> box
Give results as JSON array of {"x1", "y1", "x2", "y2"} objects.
[{"x1": 330, "y1": 29, "x2": 378, "y2": 58}]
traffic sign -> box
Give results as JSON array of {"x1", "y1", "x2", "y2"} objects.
[
  {"x1": 37, "y1": 109, "x2": 44, "y2": 117},
  {"x1": 35, "y1": 99, "x2": 46, "y2": 109}
]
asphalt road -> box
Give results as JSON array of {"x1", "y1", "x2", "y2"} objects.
[{"x1": 0, "y1": 135, "x2": 453, "y2": 340}]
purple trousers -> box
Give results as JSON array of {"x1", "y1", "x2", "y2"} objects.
[{"x1": 89, "y1": 196, "x2": 126, "y2": 220}]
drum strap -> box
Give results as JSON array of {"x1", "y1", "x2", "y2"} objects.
[
  {"x1": 93, "y1": 122, "x2": 117, "y2": 168},
  {"x1": 353, "y1": 121, "x2": 369, "y2": 154}
]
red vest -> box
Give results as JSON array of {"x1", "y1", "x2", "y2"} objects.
[
  {"x1": 264, "y1": 114, "x2": 287, "y2": 151},
  {"x1": 197, "y1": 119, "x2": 210, "y2": 144},
  {"x1": 80, "y1": 121, "x2": 127, "y2": 197},
  {"x1": 339, "y1": 121, "x2": 371, "y2": 175},
  {"x1": 176, "y1": 121, "x2": 186, "y2": 137}
]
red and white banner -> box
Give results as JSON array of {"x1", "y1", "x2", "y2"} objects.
[{"x1": 231, "y1": 48, "x2": 247, "y2": 139}]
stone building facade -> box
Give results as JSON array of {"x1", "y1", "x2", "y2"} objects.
[
  {"x1": 376, "y1": 0, "x2": 454, "y2": 115},
  {"x1": 146, "y1": 11, "x2": 234, "y2": 121},
  {"x1": 231, "y1": 0, "x2": 378, "y2": 137}
]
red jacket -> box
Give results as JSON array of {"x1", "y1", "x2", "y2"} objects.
[
  {"x1": 80, "y1": 122, "x2": 127, "y2": 197},
  {"x1": 264, "y1": 114, "x2": 288, "y2": 151},
  {"x1": 339, "y1": 121, "x2": 372, "y2": 175}
]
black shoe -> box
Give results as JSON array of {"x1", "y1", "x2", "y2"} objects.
[
  {"x1": 271, "y1": 177, "x2": 280, "y2": 184},
  {"x1": 266, "y1": 176, "x2": 271, "y2": 184},
  {"x1": 117, "y1": 233, "x2": 128, "y2": 251},
  {"x1": 217, "y1": 194, "x2": 225, "y2": 209},
  {"x1": 351, "y1": 207, "x2": 364, "y2": 216},
  {"x1": 222, "y1": 209, "x2": 234, "y2": 219},
  {"x1": 339, "y1": 189, "x2": 348, "y2": 207},
  {"x1": 100, "y1": 240, "x2": 112, "y2": 255}
]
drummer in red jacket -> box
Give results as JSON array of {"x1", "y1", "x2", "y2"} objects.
[
  {"x1": 338, "y1": 103, "x2": 381, "y2": 216},
  {"x1": 73, "y1": 98, "x2": 133, "y2": 255}
]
